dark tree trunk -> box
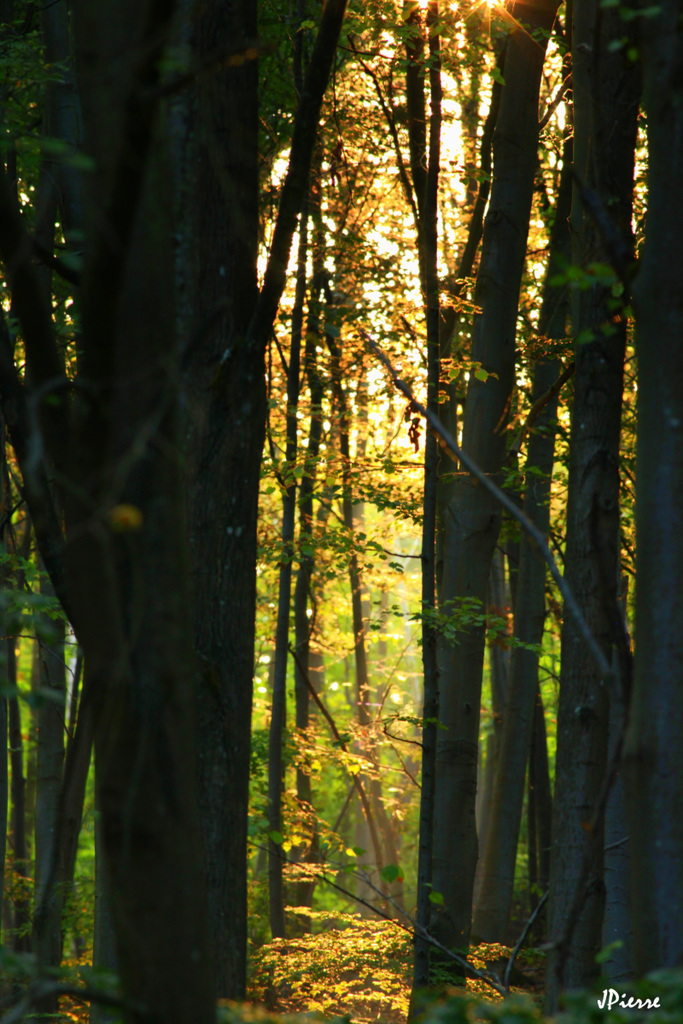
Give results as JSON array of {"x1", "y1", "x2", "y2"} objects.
[
  {"x1": 473, "y1": 546, "x2": 509, "y2": 910},
  {"x1": 0, "y1": 0, "x2": 348, "y2": 1013},
  {"x1": 412, "y1": 1, "x2": 441, "y2": 993},
  {"x1": 545, "y1": 0, "x2": 639, "y2": 1005},
  {"x1": 31, "y1": 570, "x2": 67, "y2": 1010},
  {"x1": 624, "y1": 0, "x2": 683, "y2": 976},
  {"x1": 8, "y1": 640, "x2": 30, "y2": 952},
  {"x1": 182, "y1": 0, "x2": 348, "y2": 989},
  {"x1": 291, "y1": 182, "x2": 325, "y2": 927},
  {"x1": 529, "y1": 685, "x2": 552, "y2": 916},
  {"x1": 472, "y1": 142, "x2": 571, "y2": 941},
  {"x1": 183, "y1": 0, "x2": 262, "y2": 992},
  {"x1": 0, "y1": 685, "x2": 5, "y2": 945},
  {"x1": 90, "y1": 780, "x2": 118, "y2": 1024},
  {"x1": 268, "y1": 206, "x2": 308, "y2": 940},
  {"x1": 431, "y1": 0, "x2": 559, "y2": 958}
]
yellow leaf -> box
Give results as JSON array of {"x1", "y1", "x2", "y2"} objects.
[{"x1": 108, "y1": 504, "x2": 143, "y2": 531}]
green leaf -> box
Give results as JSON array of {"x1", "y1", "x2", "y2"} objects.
[
  {"x1": 380, "y1": 863, "x2": 403, "y2": 884},
  {"x1": 428, "y1": 890, "x2": 445, "y2": 906},
  {"x1": 269, "y1": 830, "x2": 284, "y2": 845}
]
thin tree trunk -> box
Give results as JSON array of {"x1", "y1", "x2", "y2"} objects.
[
  {"x1": 0, "y1": 686, "x2": 6, "y2": 946},
  {"x1": 472, "y1": 142, "x2": 571, "y2": 941},
  {"x1": 529, "y1": 685, "x2": 552, "y2": 918},
  {"x1": 545, "y1": 0, "x2": 639, "y2": 1004},
  {"x1": 472, "y1": 360, "x2": 561, "y2": 941},
  {"x1": 602, "y1": 686, "x2": 633, "y2": 982},
  {"x1": 294, "y1": 165, "x2": 324, "y2": 815},
  {"x1": 31, "y1": 569, "x2": 67, "y2": 1011},
  {"x1": 90, "y1": 781, "x2": 118, "y2": 1024},
  {"x1": 0, "y1": 417, "x2": 9, "y2": 945},
  {"x1": 39, "y1": 0, "x2": 84, "y2": 242},
  {"x1": 412, "y1": 0, "x2": 441, "y2": 995},
  {"x1": 473, "y1": 546, "x2": 510, "y2": 903},
  {"x1": 268, "y1": 205, "x2": 308, "y2": 940},
  {"x1": 328, "y1": 326, "x2": 402, "y2": 910},
  {"x1": 432, "y1": 0, "x2": 559, "y2": 958},
  {"x1": 8, "y1": 641, "x2": 29, "y2": 951},
  {"x1": 291, "y1": 173, "x2": 325, "y2": 929}
]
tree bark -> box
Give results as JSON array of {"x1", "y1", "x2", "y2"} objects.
[
  {"x1": 431, "y1": 0, "x2": 559, "y2": 958},
  {"x1": 624, "y1": 0, "x2": 683, "y2": 976},
  {"x1": 8, "y1": 639, "x2": 30, "y2": 952},
  {"x1": 472, "y1": 140, "x2": 571, "y2": 941},
  {"x1": 181, "y1": 0, "x2": 262, "y2": 994},
  {"x1": 268, "y1": 205, "x2": 308, "y2": 940},
  {"x1": 31, "y1": 570, "x2": 67, "y2": 1010},
  {"x1": 412, "y1": 0, "x2": 441, "y2": 986},
  {"x1": 90, "y1": 781, "x2": 118, "y2": 1024},
  {"x1": 182, "y1": 0, "x2": 348, "y2": 990},
  {"x1": 545, "y1": 0, "x2": 639, "y2": 1004}
]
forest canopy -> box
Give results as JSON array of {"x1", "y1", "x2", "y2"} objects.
[{"x1": 0, "y1": 1, "x2": 682, "y2": 1023}]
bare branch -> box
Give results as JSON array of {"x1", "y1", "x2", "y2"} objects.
[
  {"x1": 538, "y1": 72, "x2": 572, "y2": 131},
  {"x1": 363, "y1": 330, "x2": 614, "y2": 682},
  {"x1": 509, "y1": 359, "x2": 575, "y2": 459}
]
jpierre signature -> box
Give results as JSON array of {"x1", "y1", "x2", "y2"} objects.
[{"x1": 597, "y1": 989, "x2": 660, "y2": 1011}]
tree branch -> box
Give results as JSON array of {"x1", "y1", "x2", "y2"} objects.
[
  {"x1": 508, "y1": 359, "x2": 575, "y2": 459},
  {"x1": 363, "y1": 330, "x2": 613, "y2": 682},
  {"x1": 242, "y1": 0, "x2": 348, "y2": 363},
  {"x1": 0, "y1": 165, "x2": 70, "y2": 469},
  {"x1": 288, "y1": 641, "x2": 385, "y2": 877}
]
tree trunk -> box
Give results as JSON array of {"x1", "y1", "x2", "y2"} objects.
[
  {"x1": 431, "y1": 0, "x2": 559, "y2": 958},
  {"x1": 40, "y1": 0, "x2": 84, "y2": 242},
  {"x1": 31, "y1": 570, "x2": 67, "y2": 1010},
  {"x1": 545, "y1": 0, "x2": 639, "y2": 1005},
  {"x1": 182, "y1": 0, "x2": 262, "y2": 993},
  {"x1": 8, "y1": 641, "x2": 30, "y2": 952},
  {"x1": 529, "y1": 686, "x2": 552, "y2": 915},
  {"x1": 473, "y1": 546, "x2": 509, "y2": 904},
  {"x1": 472, "y1": 141, "x2": 571, "y2": 941},
  {"x1": 268, "y1": 205, "x2": 308, "y2": 939},
  {"x1": 291, "y1": 184, "x2": 325, "y2": 929},
  {"x1": 182, "y1": 0, "x2": 348, "y2": 989},
  {"x1": 0, "y1": 0, "x2": 348, "y2": 1013},
  {"x1": 0, "y1": 684, "x2": 5, "y2": 946},
  {"x1": 62, "y1": 3, "x2": 218, "y2": 1018},
  {"x1": 90, "y1": 782, "x2": 118, "y2": 1024},
  {"x1": 624, "y1": 0, "x2": 683, "y2": 976},
  {"x1": 412, "y1": 0, "x2": 441, "y2": 991}
]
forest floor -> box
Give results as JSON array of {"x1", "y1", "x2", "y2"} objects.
[
  {"x1": 244, "y1": 914, "x2": 545, "y2": 1024},
  {"x1": 54, "y1": 915, "x2": 545, "y2": 1024}
]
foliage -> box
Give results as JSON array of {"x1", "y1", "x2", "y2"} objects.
[
  {"x1": 249, "y1": 915, "x2": 412, "y2": 1023},
  {"x1": 418, "y1": 969, "x2": 683, "y2": 1024}
]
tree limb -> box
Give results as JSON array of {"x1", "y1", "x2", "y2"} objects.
[
  {"x1": 243, "y1": 0, "x2": 348, "y2": 364},
  {"x1": 363, "y1": 330, "x2": 613, "y2": 682}
]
